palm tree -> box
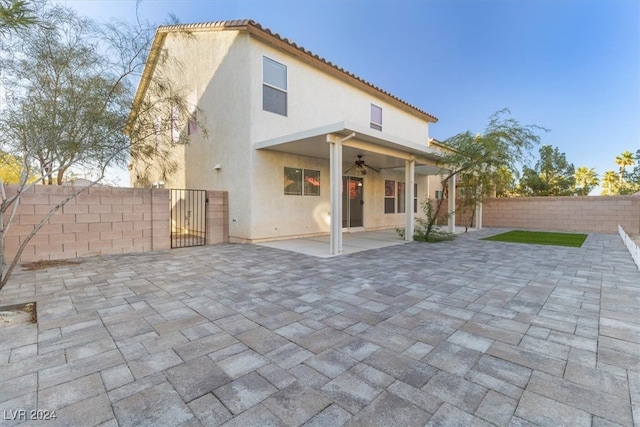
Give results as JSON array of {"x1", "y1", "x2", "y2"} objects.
[
  {"x1": 615, "y1": 150, "x2": 635, "y2": 186},
  {"x1": 574, "y1": 166, "x2": 599, "y2": 196},
  {"x1": 0, "y1": 0, "x2": 37, "y2": 35},
  {"x1": 602, "y1": 171, "x2": 619, "y2": 195}
]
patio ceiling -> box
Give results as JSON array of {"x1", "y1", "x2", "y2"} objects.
[{"x1": 255, "y1": 121, "x2": 449, "y2": 175}]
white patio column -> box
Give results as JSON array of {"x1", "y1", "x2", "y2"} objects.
[
  {"x1": 404, "y1": 158, "x2": 415, "y2": 241},
  {"x1": 476, "y1": 198, "x2": 483, "y2": 229},
  {"x1": 327, "y1": 134, "x2": 343, "y2": 255},
  {"x1": 447, "y1": 172, "x2": 456, "y2": 233}
]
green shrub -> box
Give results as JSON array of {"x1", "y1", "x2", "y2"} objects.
[{"x1": 395, "y1": 198, "x2": 456, "y2": 243}]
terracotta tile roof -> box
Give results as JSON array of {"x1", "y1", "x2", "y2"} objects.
[{"x1": 152, "y1": 19, "x2": 438, "y2": 123}]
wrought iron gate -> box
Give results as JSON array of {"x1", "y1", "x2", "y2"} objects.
[{"x1": 170, "y1": 189, "x2": 207, "y2": 248}]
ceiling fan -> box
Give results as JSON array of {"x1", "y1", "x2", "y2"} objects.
[{"x1": 343, "y1": 155, "x2": 380, "y2": 175}]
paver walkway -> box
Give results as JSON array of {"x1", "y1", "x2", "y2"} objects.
[{"x1": 1, "y1": 229, "x2": 639, "y2": 426}]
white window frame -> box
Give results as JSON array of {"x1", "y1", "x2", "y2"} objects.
[
  {"x1": 384, "y1": 179, "x2": 395, "y2": 214},
  {"x1": 370, "y1": 103, "x2": 382, "y2": 131},
  {"x1": 284, "y1": 167, "x2": 320, "y2": 196},
  {"x1": 263, "y1": 56, "x2": 288, "y2": 116}
]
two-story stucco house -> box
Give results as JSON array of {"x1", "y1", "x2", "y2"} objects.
[{"x1": 131, "y1": 20, "x2": 457, "y2": 255}]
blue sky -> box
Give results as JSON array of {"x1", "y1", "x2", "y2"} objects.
[{"x1": 57, "y1": 0, "x2": 639, "y2": 190}]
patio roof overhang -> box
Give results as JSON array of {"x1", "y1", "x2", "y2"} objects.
[
  {"x1": 255, "y1": 121, "x2": 449, "y2": 175},
  {"x1": 255, "y1": 121, "x2": 456, "y2": 255}
]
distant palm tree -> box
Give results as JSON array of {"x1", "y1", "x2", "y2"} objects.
[
  {"x1": 602, "y1": 171, "x2": 619, "y2": 195},
  {"x1": 0, "y1": 0, "x2": 37, "y2": 36},
  {"x1": 574, "y1": 166, "x2": 599, "y2": 196},
  {"x1": 615, "y1": 150, "x2": 635, "y2": 186}
]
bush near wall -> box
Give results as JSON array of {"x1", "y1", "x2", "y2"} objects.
[
  {"x1": 482, "y1": 195, "x2": 640, "y2": 234},
  {"x1": 2, "y1": 185, "x2": 228, "y2": 263}
]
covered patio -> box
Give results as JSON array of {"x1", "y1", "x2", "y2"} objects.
[
  {"x1": 256, "y1": 121, "x2": 459, "y2": 255},
  {"x1": 257, "y1": 227, "x2": 479, "y2": 258}
]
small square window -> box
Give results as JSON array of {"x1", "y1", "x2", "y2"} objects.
[{"x1": 370, "y1": 104, "x2": 382, "y2": 131}]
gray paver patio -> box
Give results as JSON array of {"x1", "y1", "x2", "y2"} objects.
[{"x1": 1, "y1": 229, "x2": 640, "y2": 426}]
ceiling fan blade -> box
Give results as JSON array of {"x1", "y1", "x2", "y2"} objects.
[
  {"x1": 343, "y1": 165, "x2": 356, "y2": 174},
  {"x1": 364, "y1": 164, "x2": 380, "y2": 173}
]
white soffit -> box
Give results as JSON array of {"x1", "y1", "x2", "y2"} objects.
[{"x1": 255, "y1": 121, "x2": 443, "y2": 169}]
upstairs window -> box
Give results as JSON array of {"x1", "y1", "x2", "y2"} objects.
[
  {"x1": 263, "y1": 57, "x2": 287, "y2": 116},
  {"x1": 370, "y1": 104, "x2": 382, "y2": 131}
]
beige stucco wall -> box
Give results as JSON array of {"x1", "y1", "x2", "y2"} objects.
[
  {"x1": 134, "y1": 28, "x2": 439, "y2": 242},
  {"x1": 245, "y1": 150, "x2": 434, "y2": 241},
  {"x1": 427, "y1": 175, "x2": 445, "y2": 199},
  {"x1": 132, "y1": 31, "x2": 255, "y2": 241},
  {"x1": 184, "y1": 32, "x2": 253, "y2": 241},
  {"x1": 366, "y1": 170, "x2": 433, "y2": 229},
  {"x1": 248, "y1": 41, "x2": 430, "y2": 145},
  {"x1": 245, "y1": 37, "x2": 435, "y2": 241}
]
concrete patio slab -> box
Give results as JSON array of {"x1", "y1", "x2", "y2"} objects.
[
  {"x1": 256, "y1": 227, "x2": 476, "y2": 258},
  {"x1": 1, "y1": 228, "x2": 639, "y2": 426}
]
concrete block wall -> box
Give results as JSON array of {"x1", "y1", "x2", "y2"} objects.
[
  {"x1": 2, "y1": 185, "x2": 228, "y2": 263},
  {"x1": 206, "y1": 191, "x2": 229, "y2": 244},
  {"x1": 482, "y1": 195, "x2": 640, "y2": 234},
  {"x1": 433, "y1": 199, "x2": 476, "y2": 227}
]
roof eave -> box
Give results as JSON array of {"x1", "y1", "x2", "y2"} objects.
[{"x1": 126, "y1": 30, "x2": 168, "y2": 134}]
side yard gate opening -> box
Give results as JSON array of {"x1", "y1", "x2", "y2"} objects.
[{"x1": 170, "y1": 189, "x2": 208, "y2": 248}]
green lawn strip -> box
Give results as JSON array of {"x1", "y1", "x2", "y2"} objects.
[{"x1": 482, "y1": 230, "x2": 588, "y2": 247}]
